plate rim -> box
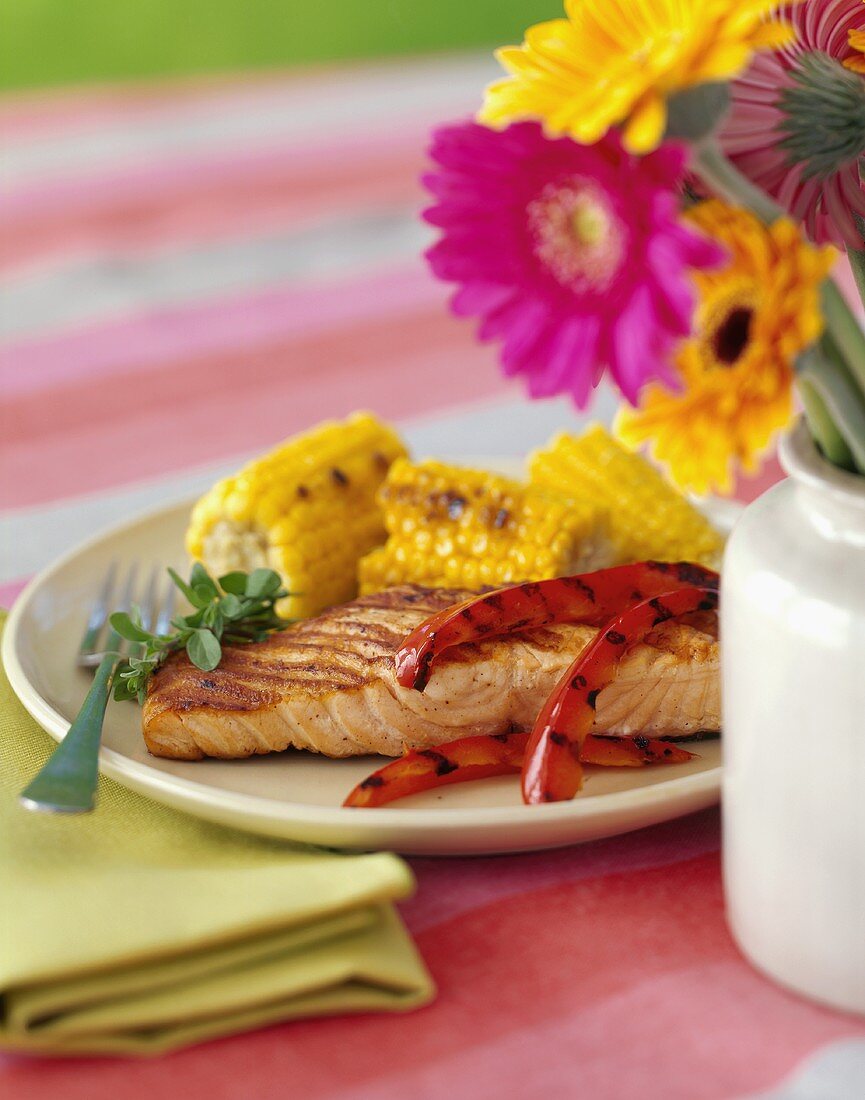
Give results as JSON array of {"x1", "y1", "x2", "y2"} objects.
[{"x1": 2, "y1": 491, "x2": 736, "y2": 839}]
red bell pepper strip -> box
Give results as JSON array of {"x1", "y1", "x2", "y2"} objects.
[
  {"x1": 343, "y1": 730, "x2": 696, "y2": 808},
  {"x1": 395, "y1": 561, "x2": 719, "y2": 691},
  {"x1": 344, "y1": 732, "x2": 527, "y2": 808},
  {"x1": 521, "y1": 585, "x2": 718, "y2": 805},
  {"x1": 580, "y1": 735, "x2": 695, "y2": 769}
]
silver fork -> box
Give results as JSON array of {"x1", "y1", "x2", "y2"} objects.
[{"x1": 19, "y1": 562, "x2": 176, "y2": 814}]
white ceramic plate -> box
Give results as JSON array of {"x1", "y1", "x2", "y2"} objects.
[{"x1": 2, "y1": 479, "x2": 740, "y2": 855}]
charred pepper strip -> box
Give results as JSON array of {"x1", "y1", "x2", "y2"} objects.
[
  {"x1": 582, "y1": 735, "x2": 695, "y2": 769},
  {"x1": 343, "y1": 731, "x2": 695, "y2": 808},
  {"x1": 395, "y1": 561, "x2": 719, "y2": 691},
  {"x1": 344, "y1": 732, "x2": 527, "y2": 808},
  {"x1": 522, "y1": 585, "x2": 718, "y2": 805}
]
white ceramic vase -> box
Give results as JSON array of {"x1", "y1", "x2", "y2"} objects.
[{"x1": 722, "y1": 418, "x2": 865, "y2": 1016}]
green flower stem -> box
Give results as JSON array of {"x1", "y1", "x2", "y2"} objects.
[
  {"x1": 693, "y1": 140, "x2": 784, "y2": 224},
  {"x1": 797, "y1": 343, "x2": 865, "y2": 475},
  {"x1": 798, "y1": 376, "x2": 856, "y2": 471},
  {"x1": 847, "y1": 248, "x2": 865, "y2": 314},
  {"x1": 821, "y1": 278, "x2": 865, "y2": 396},
  {"x1": 695, "y1": 143, "x2": 865, "y2": 392},
  {"x1": 695, "y1": 140, "x2": 865, "y2": 472}
]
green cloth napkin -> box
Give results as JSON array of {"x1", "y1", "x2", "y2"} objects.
[{"x1": 0, "y1": 613, "x2": 434, "y2": 1057}]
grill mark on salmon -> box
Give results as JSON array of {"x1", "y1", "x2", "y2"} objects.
[{"x1": 143, "y1": 585, "x2": 720, "y2": 760}]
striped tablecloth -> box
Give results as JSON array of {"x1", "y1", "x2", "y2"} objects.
[{"x1": 2, "y1": 56, "x2": 864, "y2": 1100}]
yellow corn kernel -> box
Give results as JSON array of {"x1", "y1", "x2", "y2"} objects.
[
  {"x1": 529, "y1": 424, "x2": 724, "y2": 568},
  {"x1": 185, "y1": 412, "x2": 407, "y2": 618},
  {"x1": 357, "y1": 458, "x2": 612, "y2": 594}
]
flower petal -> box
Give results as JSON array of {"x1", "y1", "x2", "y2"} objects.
[
  {"x1": 422, "y1": 120, "x2": 724, "y2": 411},
  {"x1": 622, "y1": 94, "x2": 667, "y2": 154},
  {"x1": 526, "y1": 316, "x2": 600, "y2": 407}
]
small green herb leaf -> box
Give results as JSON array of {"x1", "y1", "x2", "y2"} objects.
[
  {"x1": 167, "y1": 567, "x2": 210, "y2": 609},
  {"x1": 113, "y1": 565, "x2": 291, "y2": 704},
  {"x1": 190, "y1": 562, "x2": 219, "y2": 598},
  {"x1": 113, "y1": 677, "x2": 137, "y2": 702},
  {"x1": 245, "y1": 568, "x2": 282, "y2": 599},
  {"x1": 193, "y1": 584, "x2": 216, "y2": 606},
  {"x1": 219, "y1": 593, "x2": 243, "y2": 618},
  {"x1": 218, "y1": 571, "x2": 248, "y2": 595},
  {"x1": 186, "y1": 629, "x2": 222, "y2": 671},
  {"x1": 109, "y1": 612, "x2": 156, "y2": 643}
]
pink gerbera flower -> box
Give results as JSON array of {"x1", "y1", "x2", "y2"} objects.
[
  {"x1": 422, "y1": 121, "x2": 724, "y2": 407},
  {"x1": 720, "y1": 0, "x2": 865, "y2": 247}
]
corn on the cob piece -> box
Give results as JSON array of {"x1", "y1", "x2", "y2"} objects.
[
  {"x1": 358, "y1": 459, "x2": 612, "y2": 594},
  {"x1": 186, "y1": 412, "x2": 407, "y2": 619},
  {"x1": 529, "y1": 425, "x2": 724, "y2": 568}
]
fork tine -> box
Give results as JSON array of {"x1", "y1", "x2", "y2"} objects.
[
  {"x1": 78, "y1": 559, "x2": 119, "y2": 659},
  {"x1": 138, "y1": 565, "x2": 160, "y2": 633},
  {"x1": 113, "y1": 563, "x2": 139, "y2": 621},
  {"x1": 154, "y1": 576, "x2": 176, "y2": 637},
  {"x1": 79, "y1": 563, "x2": 139, "y2": 668},
  {"x1": 103, "y1": 562, "x2": 139, "y2": 653}
]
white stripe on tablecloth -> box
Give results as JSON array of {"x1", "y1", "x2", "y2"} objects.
[
  {"x1": 0, "y1": 54, "x2": 496, "y2": 189},
  {"x1": 743, "y1": 1039, "x2": 865, "y2": 1098},
  {"x1": 0, "y1": 392, "x2": 615, "y2": 583},
  {"x1": 0, "y1": 208, "x2": 428, "y2": 341}
]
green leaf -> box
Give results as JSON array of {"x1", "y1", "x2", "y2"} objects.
[
  {"x1": 109, "y1": 565, "x2": 288, "y2": 706},
  {"x1": 218, "y1": 571, "x2": 248, "y2": 595},
  {"x1": 219, "y1": 593, "x2": 243, "y2": 618},
  {"x1": 245, "y1": 568, "x2": 282, "y2": 599},
  {"x1": 205, "y1": 606, "x2": 225, "y2": 636},
  {"x1": 193, "y1": 583, "x2": 216, "y2": 606},
  {"x1": 181, "y1": 607, "x2": 206, "y2": 628},
  {"x1": 186, "y1": 629, "x2": 222, "y2": 671},
  {"x1": 168, "y1": 567, "x2": 210, "y2": 609},
  {"x1": 190, "y1": 562, "x2": 219, "y2": 598},
  {"x1": 113, "y1": 679, "x2": 137, "y2": 702},
  {"x1": 109, "y1": 612, "x2": 156, "y2": 643}
]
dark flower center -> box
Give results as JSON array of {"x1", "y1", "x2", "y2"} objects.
[{"x1": 712, "y1": 307, "x2": 753, "y2": 366}]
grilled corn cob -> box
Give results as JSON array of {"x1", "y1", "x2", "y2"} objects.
[
  {"x1": 186, "y1": 412, "x2": 407, "y2": 618},
  {"x1": 529, "y1": 425, "x2": 724, "y2": 568},
  {"x1": 358, "y1": 459, "x2": 612, "y2": 594}
]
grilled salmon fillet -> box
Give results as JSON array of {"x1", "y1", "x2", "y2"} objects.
[{"x1": 142, "y1": 585, "x2": 720, "y2": 760}]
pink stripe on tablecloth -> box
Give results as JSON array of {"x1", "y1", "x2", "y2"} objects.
[
  {"x1": 0, "y1": 265, "x2": 439, "y2": 397},
  {"x1": 733, "y1": 453, "x2": 785, "y2": 503},
  {"x1": 0, "y1": 61, "x2": 451, "y2": 142},
  {"x1": 5, "y1": 847, "x2": 861, "y2": 1099},
  {"x1": 1, "y1": 145, "x2": 423, "y2": 273},
  {"x1": 403, "y1": 807, "x2": 720, "y2": 933},
  {"x1": 0, "y1": 299, "x2": 503, "y2": 508},
  {"x1": 0, "y1": 578, "x2": 27, "y2": 609},
  {"x1": 0, "y1": 113, "x2": 437, "y2": 221},
  {"x1": 0, "y1": 73, "x2": 305, "y2": 140}
]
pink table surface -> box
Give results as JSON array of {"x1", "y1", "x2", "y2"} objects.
[{"x1": 2, "y1": 62, "x2": 864, "y2": 1099}]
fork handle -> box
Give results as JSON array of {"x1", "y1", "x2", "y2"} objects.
[{"x1": 19, "y1": 654, "x2": 117, "y2": 813}]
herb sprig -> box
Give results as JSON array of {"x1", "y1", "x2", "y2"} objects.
[{"x1": 110, "y1": 564, "x2": 290, "y2": 704}]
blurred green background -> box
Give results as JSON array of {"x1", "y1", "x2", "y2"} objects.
[{"x1": 0, "y1": 1, "x2": 547, "y2": 91}]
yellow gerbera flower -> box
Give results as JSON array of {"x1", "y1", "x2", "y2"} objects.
[
  {"x1": 845, "y1": 26, "x2": 865, "y2": 74},
  {"x1": 480, "y1": 0, "x2": 797, "y2": 153},
  {"x1": 615, "y1": 201, "x2": 835, "y2": 495}
]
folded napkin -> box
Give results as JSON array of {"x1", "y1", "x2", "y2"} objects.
[{"x1": 0, "y1": 612, "x2": 433, "y2": 1056}]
